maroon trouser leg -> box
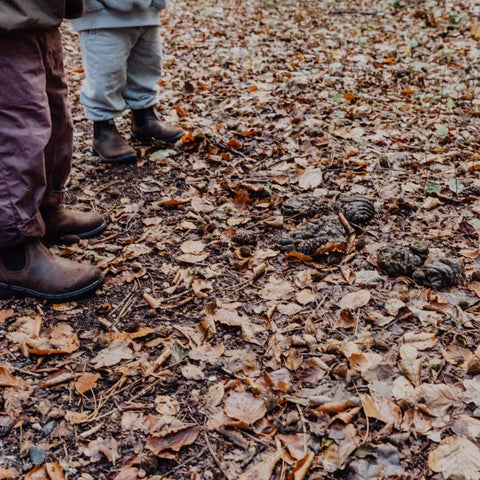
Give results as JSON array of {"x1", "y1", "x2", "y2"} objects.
[{"x1": 0, "y1": 27, "x2": 72, "y2": 248}]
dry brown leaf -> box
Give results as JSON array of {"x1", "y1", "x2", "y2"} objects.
[
  {"x1": 24, "y1": 465, "x2": 48, "y2": 480},
  {"x1": 339, "y1": 342, "x2": 382, "y2": 375},
  {"x1": 399, "y1": 344, "x2": 422, "y2": 386},
  {"x1": 155, "y1": 395, "x2": 180, "y2": 417},
  {"x1": 363, "y1": 394, "x2": 402, "y2": 426},
  {"x1": 265, "y1": 368, "x2": 292, "y2": 392},
  {"x1": 452, "y1": 415, "x2": 480, "y2": 438},
  {"x1": 402, "y1": 332, "x2": 437, "y2": 350},
  {"x1": 224, "y1": 391, "x2": 266, "y2": 425},
  {"x1": 0, "y1": 468, "x2": 17, "y2": 480},
  {"x1": 189, "y1": 343, "x2": 224, "y2": 363},
  {"x1": 122, "y1": 243, "x2": 153, "y2": 259},
  {"x1": 238, "y1": 449, "x2": 282, "y2": 480},
  {"x1": 24, "y1": 463, "x2": 63, "y2": 480},
  {"x1": 97, "y1": 437, "x2": 120, "y2": 464},
  {"x1": 339, "y1": 289, "x2": 371, "y2": 311},
  {"x1": 180, "y1": 240, "x2": 206, "y2": 254},
  {"x1": 108, "y1": 327, "x2": 154, "y2": 342},
  {"x1": 180, "y1": 363, "x2": 205, "y2": 380},
  {"x1": 428, "y1": 436, "x2": 480, "y2": 480},
  {"x1": 91, "y1": 339, "x2": 134, "y2": 369},
  {"x1": 45, "y1": 462, "x2": 64, "y2": 480},
  {"x1": 409, "y1": 383, "x2": 462, "y2": 417},
  {"x1": 28, "y1": 323, "x2": 79, "y2": 355},
  {"x1": 203, "y1": 382, "x2": 225, "y2": 412},
  {"x1": 0, "y1": 309, "x2": 14, "y2": 323},
  {"x1": 278, "y1": 434, "x2": 308, "y2": 461},
  {"x1": 147, "y1": 425, "x2": 200, "y2": 455},
  {"x1": 0, "y1": 366, "x2": 19, "y2": 388},
  {"x1": 258, "y1": 276, "x2": 294, "y2": 301},
  {"x1": 321, "y1": 424, "x2": 361, "y2": 472},
  {"x1": 113, "y1": 467, "x2": 142, "y2": 480},
  {"x1": 213, "y1": 308, "x2": 263, "y2": 345},
  {"x1": 295, "y1": 289, "x2": 316, "y2": 305},
  {"x1": 288, "y1": 452, "x2": 315, "y2": 480},
  {"x1": 298, "y1": 167, "x2": 323, "y2": 190},
  {"x1": 277, "y1": 302, "x2": 304, "y2": 316},
  {"x1": 175, "y1": 252, "x2": 210, "y2": 264},
  {"x1": 75, "y1": 372, "x2": 100, "y2": 394},
  {"x1": 65, "y1": 411, "x2": 90, "y2": 425}
]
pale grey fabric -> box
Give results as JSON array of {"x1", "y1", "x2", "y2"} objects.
[
  {"x1": 79, "y1": 26, "x2": 162, "y2": 120},
  {"x1": 71, "y1": 0, "x2": 166, "y2": 31}
]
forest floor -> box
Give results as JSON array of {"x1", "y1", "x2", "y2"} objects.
[{"x1": 2, "y1": 0, "x2": 480, "y2": 479}]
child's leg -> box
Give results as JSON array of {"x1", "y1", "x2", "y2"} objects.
[
  {"x1": 123, "y1": 26, "x2": 162, "y2": 110},
  {"x1": 127, "y1": 26, "x2": 184, "y2": 143},
  {"x1": 79, "y1": 28, "x2": 139, "y2": 121},
  {"x1": 79, "y1": 28, "x2": 141, "y2": 163}
]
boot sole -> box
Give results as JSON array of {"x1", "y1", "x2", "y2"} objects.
[
  {"x1": 92, "y1": 146, "x2": 137, "y2": 164},
  {"x1": 131, "y1": 132, "x2": 184, "y2": 144},
  {"x1": 44, "y1": 220, "x2": 109, "y2": 242},
  {"x1": 0, "y1": 276, "x2": 104, "y2": 302}
]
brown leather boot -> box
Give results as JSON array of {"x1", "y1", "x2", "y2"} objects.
[
  {"x1": 131, "y1": 107, "x2": 185, "y2": 143},
  {"x1": 40, "y1": 206, "x2": 107, "y2": 240},
  {"x1": 93, "y1": 120, "x2": 137, "y2": 163},
  {"x1": 0, "y1": 240, "x2": 104, "y2": 301}
]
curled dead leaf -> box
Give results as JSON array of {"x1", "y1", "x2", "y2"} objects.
[
  {"x1": 147, "y1": 425, "x2": 200, "y2": 455},
  {"x1": 238, "y1": 449, "x2": 282, "y2": 480},
  {"x1": 224, "y1": 391, "x2": 266, "y2": 425},
  {"x1": 428, "y1": 436, "x2": 480, "y2": 480}
]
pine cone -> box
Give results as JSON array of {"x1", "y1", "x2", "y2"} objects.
[
  {"x1": 339, "y1": 195, "x2": 375, "y2": 225},
  {"x1": 377, "y1": 244, "x2": 428, "y2": 277},
  {"x1": 412, "y1": 258, "x2": 463, "y2": 289},
  {"x1": 282, "y1": 193, "x2": 325, "y2": 219},
  {"x1": 232, "y1": 232, "x2": 257, "y2": 245}
]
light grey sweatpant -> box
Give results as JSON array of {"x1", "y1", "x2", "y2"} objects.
[{"x1": 79, "y1": 26, "x2": 162, "y2": 121}]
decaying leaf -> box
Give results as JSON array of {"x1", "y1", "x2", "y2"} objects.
[
  {"x1": 0, "y1": 366, "x2": 19, "y2": 388},
  {"x1": 238, "y1": 449, "x2": 282, "y2": 480},
  {"x1": 362, "y1": 394, "x2": 402, "y2": 427},
  {"x1": 339, "y1": 289, "x2": 371, "y2": 311},
  {"x1": 428, "y1": 436, "x2": 480, "y2": 480},
  {"x1": 147, "y1": 425, "x2": 200, "y2": 455},
  {"x1": 91, "y1": 339, "x2": 134, "y2": 369},
  {"x1": 224, "y1": 391, "x2": 266, "y2": 425},
  {"x1": 75, "y1": 372, "x2": 100, "y2": 394},
  {"x1": 409, "y1": 383, "x2": 463, "y2": 417}
]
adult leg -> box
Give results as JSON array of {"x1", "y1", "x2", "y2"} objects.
[
  {"x1": 0, "y1": 30, "x2": 51, "y2": 247},
  {"x1": 127, "y1": 26, "x2": 184, "y2": 143},
  {"x1": 0, "y1": 29, "x2": 104, "y2": 300},
  {"x1": 41, "y1": 28, "x2": 106, "y2": 238}
]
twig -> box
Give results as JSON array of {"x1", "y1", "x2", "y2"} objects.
[
  {"x1": 203, "y1": 425, "x2": 234, "y2": 480},
  {"x1": 296, "y1": 404, "x2": 308, "y2": 457}
]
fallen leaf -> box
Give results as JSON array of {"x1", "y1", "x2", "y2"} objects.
[
  {"x1": 224, "y1": 391, "x2": 266, "y2": 425},
  {"x1": 339, "y1": 290, "x2": 371, "y2": 311},
  {"x1": 28, "y1": 323, "x2": 79, "y2": 355},
  {"x1": 74, "y1": 372, "x2": 100, "y2": 394},
  {"x1": 91, "y1": 339, "x2": 134, "y2": 369},
  {"x1": 298, "y1": 167, "x2": 323, "y2": 190},
  {"x1": 0, "y1": 468, "x2": 17, "y2": 480},
  {"x1": 238, "y1": 449, "x2": 282, "y2": 480},
  {"x1": 363, "y1": 394, "x2": 402, "y2": 426},
  {"x1": 0, "y1": 366, "x2": 19, "y2": 388},
  {"x1": 180, "y1": 240, "x2": 206, "y2": 254},
  {"x1": 288, "y1": 452, "x2": 315, "y2": 480},
  {"x1": 428, "y1": 436, "x2": 480, "y2": 480},
  {"x1": 147, "y1": 425, "x2": 200, "y2": 455}
]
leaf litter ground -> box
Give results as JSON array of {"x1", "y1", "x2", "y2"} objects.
[{"x1": 2, "y1": 0, "x2": 480, "y2": 479}]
